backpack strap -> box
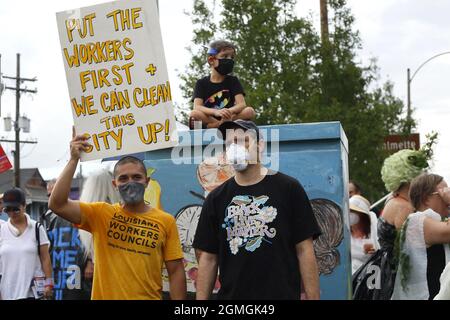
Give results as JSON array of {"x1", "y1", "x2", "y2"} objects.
[{"x1": 35, "y1": 222, "x2": 41, "y2": 257}]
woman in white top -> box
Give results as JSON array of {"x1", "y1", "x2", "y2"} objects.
[
  {"x1": 0, "y1": 188, "x2": 53, "y2": 300},
  {"x1": 392, "y1": 173, "x2": 450, "y2": 300},
  {"x1": 350, "y1": 195, "x2": 379, "y2": 274}
]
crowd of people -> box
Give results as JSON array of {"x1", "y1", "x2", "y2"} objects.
[
  {"x1": 351, "y1": 147, "x2": 450, "y2": 300},
  {"x1": 1, "y1": 39, "x2": 450, "y2": 301},
  {"x1": 0, "y1": 119, "x2": 321, "y2": 300}
]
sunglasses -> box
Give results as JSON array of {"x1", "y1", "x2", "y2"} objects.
[{"x1": 3, "y1": 207, "x2": 20, "y2": 213}]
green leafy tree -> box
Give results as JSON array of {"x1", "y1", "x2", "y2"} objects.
[
  {"x1": 177, "y1": 0, "x2": 218, "y2": 124},
  {"x1": 179, "y1": 0, "x2": 416, "y2": 201}
]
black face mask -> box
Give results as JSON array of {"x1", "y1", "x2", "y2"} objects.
[{"x1": 215, "y1": 58, "x2": 235, "y2": 75}]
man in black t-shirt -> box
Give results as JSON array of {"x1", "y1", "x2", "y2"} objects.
[
  {"x1": 189, "y1": 40, "x2": 255, "y2": 129},
  {"x1": 193, "y1": 120, "x2": 321, "y2": 300}
]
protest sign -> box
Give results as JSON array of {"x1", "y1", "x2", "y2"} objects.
[{"x1": 57, "y1": 0, "x2": 178, "y2": 161}]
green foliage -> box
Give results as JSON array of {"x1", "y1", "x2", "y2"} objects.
[
  {"x1": 420, "y1": 131, "x2": 438, "y2": 162},
  {"x1": 176, "y1": 0, "x2": 218, "y2": 124},
  {"x1": 179, "y1": 0, "x2": 417, "y2": 201},
  {"x1": 394, "y1": 217, "x2": 410, "y2": 292}
]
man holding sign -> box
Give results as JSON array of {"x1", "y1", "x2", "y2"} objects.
[
  {"x1": 52, "y1": 0, "x2": 186, "y2": 300},
  {"x1": 56, "y1": 0, "x2": 178, "y2": 162},
  {"x1": 49, "y1": 130, "x2": 186, "y2": 300}
]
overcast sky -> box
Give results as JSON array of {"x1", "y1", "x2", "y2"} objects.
[{"x1": 0, "y1": 0, "x2": 449, "y2": 186}]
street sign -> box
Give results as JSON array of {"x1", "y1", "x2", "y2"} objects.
[{"x1": 383, "y1": 133, "x2": 420, "y2": 154}]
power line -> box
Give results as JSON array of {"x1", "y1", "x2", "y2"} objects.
[
  {"x1": 20, "y1": 143, "x2": 38, "y2": 159},
  {"x1": 0, "y1": 53, "x2": 38, "y2": 187}
]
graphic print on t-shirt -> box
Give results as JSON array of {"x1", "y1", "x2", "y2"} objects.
[
  {"x1": 222, "y1": 195, "x2": 278, "y2": 255},
  {"x1": 107, "y1": 211, "x2": 161, "y2": 255},
  {"x1": 205, "y1": 89, "x2": 231, "y2": 109},
  {"x1": 47, "y1": 225, "x2": 85, "y2": 300}
]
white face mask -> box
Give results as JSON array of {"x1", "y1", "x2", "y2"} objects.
[
  {"x1": 349, "y1": 212, "x2": 360, "y2": 225},
  {"x1": 226, "y1": 143, "x2": 249, "y2": 172}
]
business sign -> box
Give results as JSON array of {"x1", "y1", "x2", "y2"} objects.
[{"x1": 383, "y1": 133, "x2": 420, "y2": 154}]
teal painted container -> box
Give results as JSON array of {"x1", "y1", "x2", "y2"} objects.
[{"x1": 143, "y1": 121, "x2": 351, "y2": 300}]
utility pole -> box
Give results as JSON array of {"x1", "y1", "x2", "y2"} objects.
[
  {"x1": 320, "y1": 0, "x2": 329, "y2": 44},
  {"x1": 406, "y1": 68, "x2": 411, "y2": 133},
  {"x1": 14, "y1": 54, "x2": 20, "y2": 188},
  {"x1": 1, "y1": 53, "x2": 38, "y2": 188}
]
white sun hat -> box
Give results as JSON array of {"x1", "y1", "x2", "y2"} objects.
[{"x1": 349, "y1": 195, "x2": 371, "y2": 215}]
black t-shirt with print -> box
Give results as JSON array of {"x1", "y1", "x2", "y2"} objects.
[
  {"x1": 193, "y1": 171, "x2": 321, "y2": 300},
  {"x1": 192, "y1": 75, "x2": 245, "y2": 109}
]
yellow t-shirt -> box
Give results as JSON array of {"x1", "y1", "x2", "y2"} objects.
[{"x1": 77, "y1": 202, "x2": 183, "y2": 300}]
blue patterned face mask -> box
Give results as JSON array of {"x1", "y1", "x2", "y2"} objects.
[
  {"x1": 118, "y1": 182, "x2": 146, "y2": 205},
  {"x1": 226, "y1": 143, "x2": 249, "y2": 172}
]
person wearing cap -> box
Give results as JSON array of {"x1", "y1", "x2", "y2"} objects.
[
  {"x1": 0, "y1": 188, "x2": 53, "y2": 300},
  {"x1": 192, "y1": 120, "x2": 321, "y2": 300},
  {"x1": 189, "y1": 40, "x2": 255, "y2": 129},
  {"x1": 349, "y1": 195, "x2": 379, "y2": 274}
]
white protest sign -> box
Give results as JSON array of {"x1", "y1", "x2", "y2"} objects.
[{"x1": 56, "y1": 0, "x2": 178, "y2": 161}]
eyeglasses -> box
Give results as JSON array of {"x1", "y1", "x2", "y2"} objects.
[{"x1": 3, "y1": 207, "x2": 20, "y2": 213}]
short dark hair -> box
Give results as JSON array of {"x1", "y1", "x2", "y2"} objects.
[
  {"x1": 349, "y1": 180, "x2": 362, "y2": 194},
  {"x1": 409, "y1": 173, "x2": 444, "y2": 210},
  {"x1": 113, "y1": 156, "x2": 147, "y2": 177},
  {"x1": 208, "y1": 40, "x2": 237, "y2": 56}
]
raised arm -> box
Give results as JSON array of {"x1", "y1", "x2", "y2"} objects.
[
  {"x1": 48, "y1": 128, "x2": 91, "y2": 225},
  {"x1": 424, "y1": 217, "x2": 450, "y2": 246}
]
